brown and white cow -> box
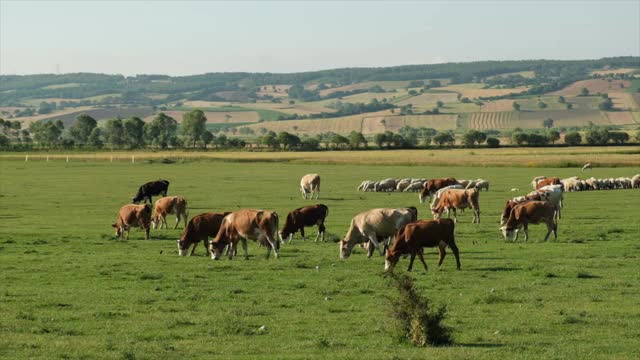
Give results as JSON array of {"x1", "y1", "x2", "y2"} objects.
[
  {"x1": 385, "y1": 218, "x2": 460, "y2": 272},
  {"x1": 500, "y1": 201, "x2": 557, "y2": 242},
  {"x1": 431, "y1": 188, "x2": 480, "y2": 223},
  {"x1": 151, "y1": 196, "x2": 189, "y2": 229},
  {"x1": 419, "y1": 178, "x2": 460, "y2": 203},
  {"x1": 535, "y1": 177, "x2": 561, "y2": 190},
  {"x1": 280, "y1": 204, "x2": 329, "y2": 243},
  {"x1": 177, "y1": 212, "x2": 231, "y2": 256},
  {"x1": 209, "y1": 209, "x2": 280, "y2": 260},
  {"x1": 300, "y1": 174, "x2": 321, "y2": 199},
  {"x1": 339, "y1": 207, "x2": 417, "y2": 259},
  {"x1": 112, "y1": 204, "x2": 152, "y2": 240}
]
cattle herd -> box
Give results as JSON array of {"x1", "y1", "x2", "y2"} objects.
[{"x1": 111, "y1": 171, "x2": 640, "y2": 272}]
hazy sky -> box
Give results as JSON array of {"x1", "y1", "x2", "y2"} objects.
[{"x1": 1, "y1": 0, "x2": 639, "y2": 75}]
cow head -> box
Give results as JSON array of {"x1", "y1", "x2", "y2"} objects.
[
  {"x1": 339, "y1": 239, "x2": 354, "y2": 259},
  {"x1": 499, "y1": 226, "x2": 517, "y2": 240},
  {"x1": 112, "y1": 223, "x2": 128, "y2": 238},
  {"x1": 209, "y1": 241, "x2": 226, "y2": 260},
  {"x1": 176, "y1": 239, "x2": 188, "y2": 256},
  {"x1": 384, "y1": 249, "x2": 400, "y2": 272}
]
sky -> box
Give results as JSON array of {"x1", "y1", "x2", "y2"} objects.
[{"x1": 1, "y1": 0, "x2": 639, "y2": 76}]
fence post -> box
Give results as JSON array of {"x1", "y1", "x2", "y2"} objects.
[
  {"x1": 110, "y1": 156, "x2": 113, "y2": 163},
  {"x1": 25, "y1": 155, "x2": 28, "y2": 162},
  {"x1": 66, "y1": 156, "x2": 69, "y2": 163},
  {"x1": 47, "y1": 156, "x2": 49, "y2": 162},
  {"x1": 131, "y1": 155, "x2": 135, "y2": 164}
]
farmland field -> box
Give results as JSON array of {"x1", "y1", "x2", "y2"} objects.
[
  {"x1": 0, "y1": 151, "x2": 639, "y2": 359},
  {"x1": 433, "y1": 84, "x2": 529, "y2": 99},
  {"x1": 143, "y1": 110, "x2": 261, "y2": 124}
]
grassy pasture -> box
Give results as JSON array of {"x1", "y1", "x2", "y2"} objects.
[{"x1": 0, "y1": 155, "x2": 639, "y2": 359}]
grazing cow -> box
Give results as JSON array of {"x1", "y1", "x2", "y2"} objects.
[
  {"x1": 500, "y1": 198, "x2": 532, "y2": 226},
  {"x1": 531, "y1": 176, "x2": 547, "y2": 190},
  {"x1": 209, "y1": 209, "x2": 280, "y2": 260},
  {"x1": 535, "y1": 177, "x2": 561, "y2": 190},
  {"x1": 151, "y1": 196, "x2": 189, "y2": 229},
  {"x1": 385, "y1": 219, "x2": 460, "y2": 272},
  {"x1": 419, "y1": 178, "x2": 460, "y2": 203},
  {"x1": 561, "y1": 177, "x2": 582, "y2": 192},
  {"x1": 112, "y1": 204, "x2": 152, "y2": 240},
  {"x1": 177, "y1": 212, "x2": 231, "y2": 256},
  {"x1": 300, "y1": 174, "x2": 321, "y2": 199},
  {"x1": 375, "y1": 178, "x2": 397, "y2": 192},
  {"x1": 457, "y1": 179, "x2": 471, "y2": 188},
  {"x1": 431, "y1": 188, "x2": 480, "y2": 223},
  {"x1": 132, "y1": 179, "x2": 169, "y2": 204},
  {"x1": 429, "y1": 184, "x2": 465, "y2": 212},
  {"x1": 280, "y1": 204, "x2": 329, "y2": 243},
  {"x1": 632, "y1": 174, "x2": 640, "y2": 188},
  {"x1": 581, "y1": 163, "x2": 592, "y2": 172},
  {"x1": 339, "y1": 207, "x2": 417, "y2": 259},
  {"x1": 500, "y1": 201, "x2": 557, "y2": 241}
]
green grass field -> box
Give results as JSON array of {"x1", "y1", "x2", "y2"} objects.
[{"x1": 1, "y1": 155, "x2": 639, "y2": 359}]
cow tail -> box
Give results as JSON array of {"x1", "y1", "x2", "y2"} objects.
[{"x1": 272, "y1": 212, "x2": 280, "y2": 243}]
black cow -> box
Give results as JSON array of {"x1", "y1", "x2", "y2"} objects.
[
  {"x1": 279, "y1": 204, "x2": 329, "y2": 243},
  {"x1": 132, "y1": 180, "x2": 170, "y2": 204}
]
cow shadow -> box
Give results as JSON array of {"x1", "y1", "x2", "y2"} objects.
[{"x1": 458, "y1": 343, "x2": 504, "y2": 348}]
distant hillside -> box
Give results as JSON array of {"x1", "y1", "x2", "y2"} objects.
[{"x1": 1, "y1": 57, "x2": 638, "y2": 106}]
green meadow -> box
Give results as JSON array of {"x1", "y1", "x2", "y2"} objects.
[{"x1": 0, "y1": 155, "x2": 639, "y2": 359}]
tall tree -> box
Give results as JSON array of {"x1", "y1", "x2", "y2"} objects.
[
  {"x1": 69, "y1": 114, "x2": 97, "y2": 145},
  {"x1": 144, "y1": 112, "x2": 178, "y2": 149},
  {"x1": 103, "y1": 118, "x2": 125, "y2": 149},
  {"x1": 123, "y1": 116, "x2": 145, "y2": 148},
  {"x1": 181, "y1": 109, "x2": 207, "y2": 148}
]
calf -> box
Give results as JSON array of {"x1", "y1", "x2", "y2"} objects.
[
  {"x1": 151, "y1": 196, "x2": 189, "y2": 229},
  {"x1": 177, "y1": 212, "x2": 230, "y2": 256},
  {"x1": 431, "y1": 188, "x2": 480, "y2": 223},
  {"x1": 385, "y1": 218, "x2": 460, "y2": 272},
  {"x1": 280, "y1": 204, "x2": 329, "y2": 243},
  {"x1": 209, "y1": 209, "x2": 280, "y2": 260},
  {"x1": 500, "y1": 201, "x2": 557, "y2": 242},
  {"x1": 112, "y1": 204, "x2": 152, "y2": 240},
  {"x1": 132, "y1": 179, "x2": 170, "y2": 204}
]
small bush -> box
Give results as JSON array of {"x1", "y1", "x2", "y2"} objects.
[{"x1": 386, "y1": 273, "x2": 453, "y2": 346}]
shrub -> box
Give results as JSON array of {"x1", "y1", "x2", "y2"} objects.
[{"x1": 386, "y1": 273, "x2": 453, "y2": 347}]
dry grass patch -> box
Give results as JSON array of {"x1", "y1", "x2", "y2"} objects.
[
  {"x1": 395, "y1": 93, "x2": 459, "y2": 106},
  {"x1": 609, "y1": 92, "x2": 638, "y2": 110},
  {"x1": 145, "y1": 110, "x2": 260, "y2": 124},
  {"x1": 480, "y1": 100, "x2": 515, "y2": 112},
  {"x1": 551, "y1": 79, "x2": 631, "y2": 96},
  {"x1": 603, "y1": 111, "x2": 636, "y2": 125},
  {"x1": 433, "y1": 84, "x2": 529, "y2": 99}
]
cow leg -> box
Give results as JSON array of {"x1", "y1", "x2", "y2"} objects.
[
  {"x1": 266, "y1": 235, "x2": 279, "y2": 259},
  {"x1": 241, "y1": 238, "x2": 249, "y2": 260},
  {"x1": 173, "y1": 213, "x2": 180, "y2": 229},
  {"x1": 523, "y1": 224, "x2": 529, "y2": 242},
  {"x1": 417, "y1": 249, "x2": 429, "y2": 272},
  {"x1": 407, "y1": 253, "x2": 416, "y2": 272},
  {"x1": 189, "y1": 243, "x2": 197, "y2": 256},
  {"x1": 144, "y1": 225, "x2": 150, "y2": 240},
  {"x1": 366, "y1": 241, "x2": 375, "y2": 258},
  {"x1": 203, "y1": 239, "x2": 210, "y2": 256},
  {"x1": 300, "y1": 227, "x2": 306, "y2": 242},
  {"x1": 437, "y1": 242, "x2": 447, "y2": 267},
  {"x1": 452, "y1": 209, "x2": 457, "y2": 224},
  {"x1": 450, "y1": 241, "x2": 461, "y2": 270}
]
